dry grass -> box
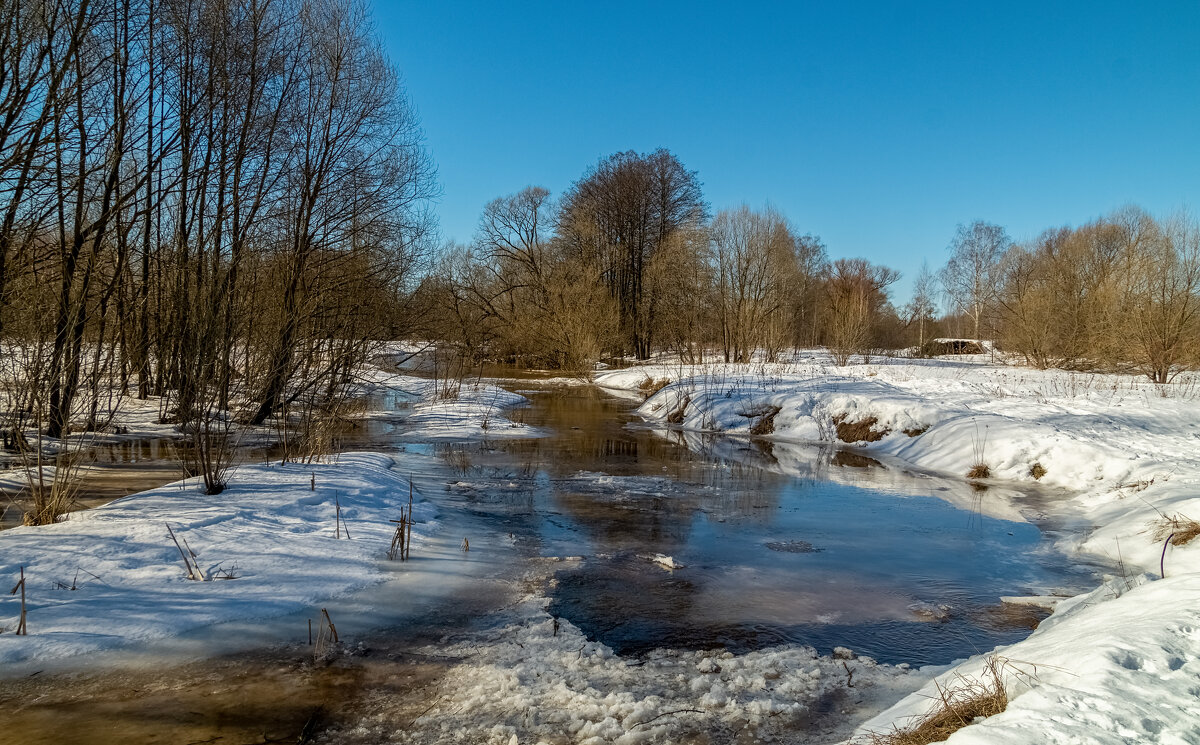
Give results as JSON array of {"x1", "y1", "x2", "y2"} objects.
[
  {"x1": 1153, "y1": 513, "x2": 1200, "y2": 546},
  {"x1": 833, "y1": 414, "x2": 889, "y2": 443},
  {"x1": 1029, "y1": 462, "x2": 1047, "y2": 480},
  {"x1": 967, "y1": 463, "x2": 991, "y2": 479},
  {"x1": 749, "y1": 405, "x2": 782, "y2": 436},
  {"x1": 902, "y1": 426, "x2": 929, "y2": 437},
  {"x1": 666, "y1": 395, "x2": 691, "y2": 425},
  {"x1": 859, "y1": 657, "x2": 1013, "y2": 745},
  {"x1": 637, "y1": 376, "x2": 671, "y2": 399}
]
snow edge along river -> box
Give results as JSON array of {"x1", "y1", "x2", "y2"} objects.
[{"x1": 596, "y1": 353, "x2": 1200, "y2": 744}]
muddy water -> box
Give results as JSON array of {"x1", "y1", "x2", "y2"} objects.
[{"x1": 0, "y1": 439, "x2": 185, "y2": 530}]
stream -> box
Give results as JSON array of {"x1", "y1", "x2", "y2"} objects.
[
  {"x1": 428, "y1": 382, "x2": 1100, "y2": 666},
  {"x1": 0, "y1": 375, "x2": 1104, "y2": 743}
]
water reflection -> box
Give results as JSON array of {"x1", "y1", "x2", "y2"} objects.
[{"x1": 436, "y1": 383, "x2": 1102, "y2": 666}]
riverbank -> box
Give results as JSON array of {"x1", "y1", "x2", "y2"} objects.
[
  {"x1": 0, "y1": 364, "x2": 538, "y2": 669},
  {"x1": 595, "y1": 351, "x2": 1200, "y2": 743},
  {"x1": 0, "y1": 452, "x2": 439, "y2": 667}
]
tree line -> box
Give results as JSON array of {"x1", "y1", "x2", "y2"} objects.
[
  {"x1": 425, "y1": 149, "x2": 903, "y2": 370},
  {"x1": 958, "y1": 208, "x2": 1200, "y2": 383},
  {"x1": 0, "y1": 0, "x2": 434, "y2": 517},
  {"x1": 426, "y1": 149, "x2": 909, "y2": 370},
  {"x1": 426, "y1": 150, "x2": 1200, "y2": 384}
]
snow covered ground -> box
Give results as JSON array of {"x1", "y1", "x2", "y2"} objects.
[
  {"x1": 356, "y1": 366, "x2": 543, "y2": 440},
  {"x1": 0, "y1": 453, "x2": 438, "y2": 668},
  {"x1": 595, "y1": 351, "x2": 1200, "y2": 743}
]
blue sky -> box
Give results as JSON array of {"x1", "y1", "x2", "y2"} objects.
[{"x1": 370, "y1": 1, "x2": 1200, "y2": 303}]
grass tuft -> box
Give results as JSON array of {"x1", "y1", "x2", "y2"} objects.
[
  {"x1": 967, "y1": 463, "x2": 991, "y2": 479},
  {"x1": 1029, "y1": 462, "x2": 1047, "y2": 480},
  {"x1": 859, "y1": 657, "x2": 1013, "y2": 745},
  {"x1": 1152, "y1": 514, "x2": 1200, "y2": 546}
]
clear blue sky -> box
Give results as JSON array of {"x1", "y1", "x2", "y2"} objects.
[{"x1": 369, "y1": 1, "x2": 1200, "y2": 304}]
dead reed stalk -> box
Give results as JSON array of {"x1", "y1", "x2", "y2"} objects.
[
  {"x1": 9, "y1": 567, "x2": 27, "y2": 635},
  {"x1": 166, "y1": 523, "x2": 206, "y2": 580},
  {"x1": 388, "y1": 480, "x2": 416, "y2": 561},
  {"x1": 334, "y1": 492, "x2": 350, "y2": 539},
  {"x1": 314, "y1": 607, "x2": 341, "y2": 661}
]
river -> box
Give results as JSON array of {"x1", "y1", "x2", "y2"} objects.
[{"x1": 0, "y1": 375, "x2": 1103, "y2": 744}]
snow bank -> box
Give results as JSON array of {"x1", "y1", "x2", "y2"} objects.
[
  {"x1": 853, "y1": 574, "x2": 1200, "y2": 744},
  {"x1": 0, "y1": 453, "x2": 436, "y2": 666},
  {"x1": 356, "y1": 368, "x2": 543, "y2": 440}
]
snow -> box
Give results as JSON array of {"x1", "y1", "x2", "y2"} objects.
[
  {"x1": 381, "y1": 594, "x2": 924, "y2": 745},
  {"x1": 642, "y1": 553, "x2": 684, "y2": 570},
  {"x1": 355, "y1": 367, "x2": 543, "y2": 440},
  {"x1": 595, "y1": 351, "x2": 1200, "y2": 744},
  {"x1": 855, "y1": 574, "x2": 1200, "y2": 744},
  {"x1": 0, "y1": 453, "x2": 437, "y2": 666}
]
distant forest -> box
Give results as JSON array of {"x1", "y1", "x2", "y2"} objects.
[{"x1": 426, "y1": 148, "x2": 1200, "y2": 385}]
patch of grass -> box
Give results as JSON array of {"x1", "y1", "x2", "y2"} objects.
[
  {"x1": 637, "y1": 376, "x2": 671, "y2": 399},
  {"x1": 666, "y1": 395, "x2": 691, "y2": 425},
  {"x1": 859, "y1": 657, "x2": 1013, "y2": 745},
  {"x1": 749, "y1": 405, "x2": 782, "y2": 436},
  {"x1": 833, "y1": 414, "x2": 889, "y2": 443},
  {"x1": 967, "y1": 463, "x2": 991, "y2": 479},
  {"x1": 1153, "y1": 514, "x2": 1200, "y2": 546},
  {"x1": 902, "y1": 425, "x2": 929, "y2": 437},
  {"x1": 1029, "y1": 462, "x2": 1047, "y2": 480}
]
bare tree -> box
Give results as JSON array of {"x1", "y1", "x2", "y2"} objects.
[
  {"x1": 248, "y1": 0, "x2": 435, "y2": 426},
  {"x1": 905, "y1": 260, "x2": 937, "y2": 352},
  {"x1": 825, "y1": 258, "x2": 899, "y2": 365},
  {"x1": 559, "y1": 149, "x2": 706, "y2": 359},
  {"x1": 1115, "y1": 210, "x2": 1200, "y2": 383},
  {"x1": 441, "y1": 186, "x2": 617, "y2": 370},
  {"x1": 647, "y1": 224, "x2": 714, "y2": 363},
  {"x1": 940, "y1": 220, "x2": 1009, "y2": 342},
  {"x1": 788, "y1": 233, "x2": 829, "y2": 348},
  {"x1": 711, "y1": 206, "x2": 796, "y2": 362}
]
